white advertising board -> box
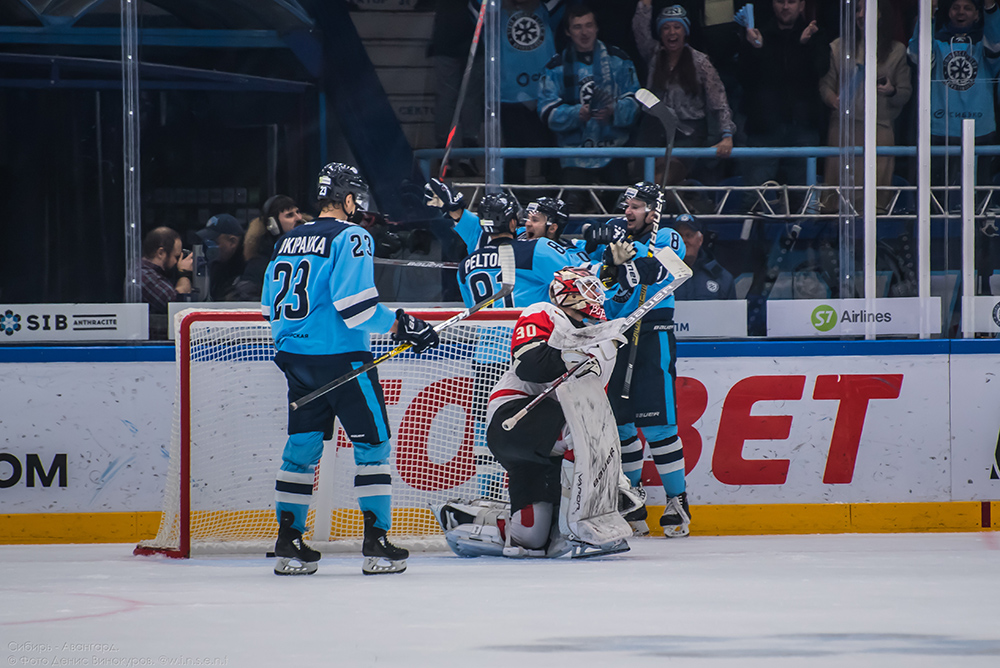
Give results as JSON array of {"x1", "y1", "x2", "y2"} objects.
[
  {"x1": 0, "y1": 361, "x2": 173, "y2": 512},
  {"x1": 673, "y1": 300, "x2": 747, "y2": 338},
  {"x1": 0, "y1": 304, "x2": 148, "y2": 342},
  {"x1": 948, "y1": 351, "x2": 1000, "y2": 500},
  {"x1": 967, "y1": 295, "x2": 1000, "y2": 334},
  {"x1": 767, "y1": 297, "x2": 941, "y2": 337}
]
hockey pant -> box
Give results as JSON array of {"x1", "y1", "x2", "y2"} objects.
[{"x1": 275, "y1": 357, "x2": 394, "y2": 534}]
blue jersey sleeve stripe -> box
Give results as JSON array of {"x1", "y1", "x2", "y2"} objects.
[
  {"x1": 334, "y1": 286, "x2": 379, "y2": 312},
  {"x1": 342, "y1": 301, "x2": 380, "y2": 329}
]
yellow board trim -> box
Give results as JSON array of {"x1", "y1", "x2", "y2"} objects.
[{"x1": 1, "y1": 503, "x2": 996, "y2": 545}]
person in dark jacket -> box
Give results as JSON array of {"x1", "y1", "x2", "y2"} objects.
[{"x1": 670, "y1": 213, "x2": 735, "y2": 300}]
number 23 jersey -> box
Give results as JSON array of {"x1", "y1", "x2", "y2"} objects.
[{"x1": 261, "y1": 218, "x2": 396, "y2": 357}]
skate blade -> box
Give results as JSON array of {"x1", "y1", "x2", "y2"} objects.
[
  {"x1": 273, "y1": 557, "x2": 318, "y2": 576},
  {"x1": 661, "y1": 524, "x2": 690, "y2": 538},
  {"x1": 569, "y1": 539, "x2": 631, "y2": 559},
  {"x1": 362, "y1": 556, "x2": 407, "y2": 575}
]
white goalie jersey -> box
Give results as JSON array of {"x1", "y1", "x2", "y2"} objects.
[{"x1": 485, "y1": 302, "x2": 618, "y2": 427}]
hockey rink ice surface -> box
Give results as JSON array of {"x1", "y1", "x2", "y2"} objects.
[{"x1": 2, "y1": 533, "x2": 999, "y2": 668}]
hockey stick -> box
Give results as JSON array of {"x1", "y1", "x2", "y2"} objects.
[
  {"x1": 502, "y1": 248, "x2": 691, "y2": 431},
  {"x1": 439, "y1": 0, "x2": 489, "y2": 179},
  {"x1": 374, "y1": 257, "x2": 460, "y2": 270},
  {"x1": 619, "y1": 89, "x2": 680, "y2": 399},
  {"x1": 291, "y1": 243, "x2": 515, "y2": 411}
]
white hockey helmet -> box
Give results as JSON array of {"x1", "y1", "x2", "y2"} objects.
[{"x1": 549, "y1": 266, "x2": 607, "y2": 321}]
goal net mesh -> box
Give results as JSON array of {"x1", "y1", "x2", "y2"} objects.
[{"x1": 139, "y1": 309, "x2": 517, "y2": 555}]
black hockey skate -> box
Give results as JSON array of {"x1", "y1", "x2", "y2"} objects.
[
  {"x1": 362, "y1": 511, "x2": 408, "y2": 575},
  {"x1": 273, "y1": 511, "x2": 321, "y2": 576},
  {"x1": 659, "y1": 492, "x2": 691, "y2": 538}
]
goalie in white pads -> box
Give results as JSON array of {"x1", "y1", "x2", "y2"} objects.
[{"x1": 436, "y1": 266, "x2": 633, "y2": 559}]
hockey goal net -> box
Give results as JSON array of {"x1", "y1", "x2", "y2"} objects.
[{"x1": 136, "y1": 308, "x2": 518, "y2": 557}]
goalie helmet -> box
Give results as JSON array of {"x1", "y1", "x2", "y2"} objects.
[
  {"x1": 477, "y1": 193, "x2": 519, "y2": 235},
  {"x1": 615, "y1": 181, "x2": 661, "y2": 213},
  {"x1": 317, "y1": 162, "x2": 370, "y2": 211},
  {"x1": 526, "y1": 197, "x2": 569, "y2": 236},
  {"x1": 549, "y1": 266, "x2": 607, "y2": 321}
]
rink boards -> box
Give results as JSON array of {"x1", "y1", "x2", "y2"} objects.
[{"x1": 1, "y1": 338, "x2": 999, "y2": 543}]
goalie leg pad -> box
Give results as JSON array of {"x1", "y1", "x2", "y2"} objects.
[
  {"x1": 556, "y1": 375, "x2": 633, "y2": 547},
  {"x1": 445, "y1": 523, "x2": 506, "y2": 558}
]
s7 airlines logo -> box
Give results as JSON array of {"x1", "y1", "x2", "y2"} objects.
[{"x1": 811, "y1": 305, "x2": 838, "y2": 332}]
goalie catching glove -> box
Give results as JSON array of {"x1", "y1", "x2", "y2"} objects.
[
  {"x1": 424, "y1": 178, "x2": 465, "y2": 212},
  {"x1": 392, "y1": 310, "x2": 440, "y2": 354}
]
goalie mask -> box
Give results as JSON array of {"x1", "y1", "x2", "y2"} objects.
[
  {"x1": 550, "y1": 267, "x2": 607, "y2": 321},
  {"x1": 526, "y1": 197, "x2": 569, "y2": 237},
  {"x1": 478, "y1": 193, "x2": 519, "y2": 235},
  {"x1": 615, "y1": 181, "x2": 661, "y2": 213},
  {"x1": 317, "y1": 162, "x2": 370, "y2": 212}
]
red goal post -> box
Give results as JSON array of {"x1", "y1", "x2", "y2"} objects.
[{"x1": 135, "y1": 307, "x2": 520, "y2": 558}]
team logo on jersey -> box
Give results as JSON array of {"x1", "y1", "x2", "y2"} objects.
[
  {"x1": 507, "y1": 12, "x2": 544, "y2": 51},
  {"x1": 943, "y1": 49, "x2": 977, "y2": 91},
  {"x1": 0, "y1": 309, "x2": 21, "y2": 336},
  {"x1": 580, "y1": 76, "x2": 596, "y2": 105}
]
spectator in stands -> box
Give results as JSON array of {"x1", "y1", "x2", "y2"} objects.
[
  {"x1": 632, "y1": 2, "x2": 736, "y2": 185},
  {"x1": 499, "y1": 0, "x2": 566, "y2": 184},
  {"x1": 820, "y1": 0, "x2": 911, "y2": 212},
  {"x1": 909, "y1": 0, "x2": 1000, "y2": 191},
  {"x1": 140, "y1": 227, "x2": 193, "y2": 339},
  {"x1": 737, "y1": 0, "x2": 829, "y2": 210},
  {"x1": 670, "y1": 213, "x2": 736, "y2": 299},
  {"x1": 429, "y1": 0, "x2": 483, "y2": 176},
  {"x1": 231, "y1": 195, "x2": 304, "y2": 302},
  {"x1": 538, "y1": 4, "x2": 640, "y2": 209},
  {"x1": 195, "y1": 214, "x2": 246, "y2": 302}
]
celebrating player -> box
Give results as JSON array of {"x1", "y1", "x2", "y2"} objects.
[
  {"x1": 437, "y1": 266, "x2": 631, "y2": 559},
  {"x1": 458, "y1": 192, "x2": 590, "y2": 308},
  {"x1": 262, "y1": 162, "x2": 440, "y2": 576},
  {"x1": 602, "y1": 181, "x2": 691, "y2": 537}
]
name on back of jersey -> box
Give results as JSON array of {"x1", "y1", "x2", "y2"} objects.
[
  {"x1": 276, "y1": 235, "x2": 332, "y2": 257},
  {"x1": 461, "y1": 250, "x2": 500, "y2": 274}
]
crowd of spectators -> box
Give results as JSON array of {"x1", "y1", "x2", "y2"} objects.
[{"x1": 430, "y1": 0, "x2": 1000, "y2": 199}]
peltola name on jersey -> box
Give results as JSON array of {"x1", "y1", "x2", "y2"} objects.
[
  {"x1": 462, "y1": 252, "x2": 502, "y2": 272},
  {"x1": 277, "y1": 235, "x2": 331, "y2": 257}
]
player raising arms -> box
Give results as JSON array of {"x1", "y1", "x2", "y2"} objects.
[
  {"x1": 458, "y1": 192, "x2": 590, "y2": 308},
  {"x1": 263, "y1": 163, "x2": 440, "y2": 576},
  {"x1": 595, "y1": 181, "x2": 692, "y2": 538},
  {"x1": 437, "y1": 266, "x2": 632, "y2": 559}
]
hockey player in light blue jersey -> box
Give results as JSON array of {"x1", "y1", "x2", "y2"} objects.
[
  {"x1": 590, "y1": 182, "x2": 692, "y2": 539},
  {"x1": 263, "y1": 162, "x2": 440, "y2": 576},
  {"x1": 457, "y1": 193, "x2": 591, "y2": 308}
]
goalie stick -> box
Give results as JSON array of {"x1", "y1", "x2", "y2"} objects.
[
  {"x1": 502, "y1": 248, "x2": 691, "y2": 431},
  {"x1": 291, "y1": 243, "x2": 515, "y2": 411},
  {"x1": 439, "y1": 0, "x2": 489, "y2": 179}
]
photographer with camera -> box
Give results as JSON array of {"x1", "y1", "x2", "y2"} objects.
[{"x1": 140, "y1": 226, "x2": 195, "y2": 339}]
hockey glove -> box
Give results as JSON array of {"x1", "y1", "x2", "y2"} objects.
[
  {"x1": 424, "y1": 178, "x2": 465, "y2": 212},
  {"x1": 561, "y1": 350, "x2": 602, "y2": 379},
  {"x1": 583, "y1": 222, "x2": 627, "y2": 253},
  {"x1": 393, "y1": 309, "x2": 440, "y2": 354},
  {"x1": 604, "y1": 240, "x2": 637, "y2": 266}
]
